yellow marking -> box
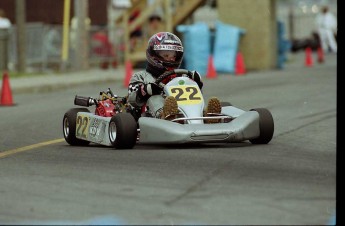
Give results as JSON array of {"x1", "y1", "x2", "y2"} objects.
[
  {"x1": 0, "y1": 138, "x2": 65, "y2": 159},
  {"x1": 168, "y1": 85, "x2": 203, "y2": 105},
  {"x1": 76, "y1": 114, "x2": 91, "y2": 139},
  {"x1": 61, "y1": 0, "x2": 71, "y2": 61}
]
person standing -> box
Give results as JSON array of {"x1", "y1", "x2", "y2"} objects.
[
  {"x1": 315, "y1": 5, "x2": 337, "y2": 53},
  {"x1": 147, "y1": 14, "x2": 163, "y2": 38},
  {"x1": 0, "y1": 9, "x2": 11, "y2": 28},
  {"x1": 128, "y1": 9, "x2": 143, "y2": 52},
  {"x1": 44, "y1": 22, "x2": 61, "y2": 57},
  {"x1": 0, "y1": 8, "x2": 11, "y2": 70}
]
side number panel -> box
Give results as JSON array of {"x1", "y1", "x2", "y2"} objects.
[{"x1": 76, "y1": 114, "x2": 90, "y2": 139}]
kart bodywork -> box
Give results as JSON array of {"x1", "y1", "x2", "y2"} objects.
[{"x1": 63, "y1": 69, "x2": 274, "y2": 149}]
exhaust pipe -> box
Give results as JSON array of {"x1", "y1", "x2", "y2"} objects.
[{"x1": 74, "y1": 95, "x2": 96, "y2": 107}]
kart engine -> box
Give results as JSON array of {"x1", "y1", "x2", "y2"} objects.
[
  {"x1": 74, "y1": 88, "x2": 127, "y2": 117},
  {"x1": 95, "y1": 99, "x2": 115, "y2": 117}
]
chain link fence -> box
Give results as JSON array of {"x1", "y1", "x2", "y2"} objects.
[{"x1": 4, "y1": 23, "x2": 124, "y2": 73}]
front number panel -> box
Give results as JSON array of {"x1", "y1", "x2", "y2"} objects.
[{"x1": 167, "y1": 85, "x2": 203, "y2": 105}]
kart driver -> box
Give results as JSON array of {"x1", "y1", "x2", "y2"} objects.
[{"x1": 127, "y1": 32, "x2": 221, "y2": 122}]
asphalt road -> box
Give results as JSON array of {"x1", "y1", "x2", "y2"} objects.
[{"x1": 0, "y1": 54, "x2": 337, "y2": 225}]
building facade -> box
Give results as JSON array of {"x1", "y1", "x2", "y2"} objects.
[{"x1": 0, "y1": 0, "x2": 108, "y2": 25}]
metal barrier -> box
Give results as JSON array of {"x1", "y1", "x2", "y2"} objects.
[
  {"x1": 6, "y1": 23, "x2": 124, "y2": 72},
  {"x1": 7, "y1": 23, "x2": 45, "y2": 71}
]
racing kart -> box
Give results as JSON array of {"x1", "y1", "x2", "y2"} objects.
[{"x1": 62, "y1": 69, "x2": 274, "y2": 149}]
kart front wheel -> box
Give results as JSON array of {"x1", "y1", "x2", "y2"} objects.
[
  {"x1": 109, "y1": 113, "x2": 137, "y2": 149},
  {"x1": 249, "y1": 108, "x2": 274, "y2": 144},
  {"x1": 63, "y1": 108, "x2": 91, "y2": 146}
]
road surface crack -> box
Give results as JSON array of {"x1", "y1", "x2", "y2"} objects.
[{"x1": 164, "y1": 162, "x2": 231, "y2": 206}]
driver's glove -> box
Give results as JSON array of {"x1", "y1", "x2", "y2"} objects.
[
  {"x1": 191, "y1": 71, "x2": 203, "y2": 90},
  {"x1": 137, "y1": 83, "x2": 161, "y2": 99}
]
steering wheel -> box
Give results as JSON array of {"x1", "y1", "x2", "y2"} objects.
[{"x1": 154, "y1": 69, "x2": 194, "y2": 89}]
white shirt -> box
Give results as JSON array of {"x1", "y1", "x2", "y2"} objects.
[
  {"x1": 0, "y1": 17, "x2": 11, "y2": 29},
  {"x1": 315, "y1": 12, "x2": 337, "y2": 32}
]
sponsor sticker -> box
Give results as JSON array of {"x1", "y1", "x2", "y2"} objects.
[
  {"x1": 154, "y1": 45, "x2": 183, "y2": 51},
  {"x1": 89, "y1": 118, "x2": 106, "y2": 143}
]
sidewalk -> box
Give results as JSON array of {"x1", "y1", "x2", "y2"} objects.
[
  {"x1": 3, "y1": 52, "x2": 337, "y2": 94},
  {"x1": 7, "y1": 66, "x2": 132, "y2": 94}
]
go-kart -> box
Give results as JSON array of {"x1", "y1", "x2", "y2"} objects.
[{"x1": 62, "y1": 69, "x2": 274, "y2": 149}]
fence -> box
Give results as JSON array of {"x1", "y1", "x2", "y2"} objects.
[{"x1": 5, "y1": 23, "x2": 124, "y2": 72}]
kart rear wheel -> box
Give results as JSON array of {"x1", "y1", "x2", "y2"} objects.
[
  {"x1": 109, "y1": 113, "x2": 137, "y2": 149},
  {"x1": 63, "y1": 108, "x2": 91, "y2": 146},
  {"x1": 249, "y1": 108, "x2": 274, "y2": 144}
]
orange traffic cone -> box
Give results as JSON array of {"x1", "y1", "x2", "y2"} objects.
[
  {"x1": 317, "y1": 47, "x2": 324, "y2": 63},
  {"x1": 305, "y1": 47, "x2": 313, "y2": 67},
  {"x1": 123, "y1": 60, "x2": 133, "y2": 87},
  {"x1": 235, "y1": 52, "x2": 246, "y2": 75},
  {"x1": 0, "y1": 71, "x2": 15, "y2": 106},
  {"x1": 206, "y1": 55, "x2": 217, "y2": 79}
]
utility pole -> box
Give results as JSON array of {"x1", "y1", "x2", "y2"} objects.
[
  {"x1": 74, "y1": 0, "x2": 89, "y2": 70},
  {"x1": 15, "y1": 0, "x2": 26, "y2": 72},
  {"x1": 61, "y1": 0, "x2": 71, "y2": 71}
]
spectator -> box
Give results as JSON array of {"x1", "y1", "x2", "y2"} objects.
[
  {"x1": 146, "y1": 0, "x2": 164, "y2": 38},
  {"x1": 0, "y1": 8, "x2": 11, "y2": 70},
  {"x1": 129, "y1": 9, "x2": 142, "y2": 51},
  {"x1": 91, "y1": 28, "x2": 117, "y2": 69},
  {"x1": 0, "y1": 8, "x2": 11, "y2": 28},
  {"x1": 147, "y1": 14, "x2": 163, "y2": 38},
  {"x1": 44, "y1": 22, "x2": 61, "y2": 57},
  {"x1": 315, "y1": 5, "x2": 337, "y2": 53}
]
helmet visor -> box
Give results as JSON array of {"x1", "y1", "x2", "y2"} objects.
[
  {"x1": 157, "y1": 50, "x2": 177, "y2": 62},
  {"x1": 153, "y1": 45, "x2": 183, "y2": 67}
]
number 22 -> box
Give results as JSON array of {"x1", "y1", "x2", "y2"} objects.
[
  {"x1": 171, "y1": 87, "x2": 201, "y2": 101},
  {"x1": 77, "y1": 116, "x2": 88, "y2": 138}
]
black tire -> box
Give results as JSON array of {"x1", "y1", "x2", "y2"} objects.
[
  {"x1": 249, "y1": 108, "x2": 274, "y2": 144},
  {"x1": 221, "y1": 101, "x2": 232, "y2": 107},
  {"x1": 109, "y1": 113, "x2": 137, "y2": 149},
  {"x1": 63, "y1": 108, "x2": 91, "y2": 146}
]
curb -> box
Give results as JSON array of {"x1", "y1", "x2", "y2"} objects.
[{"x1": 12, "y1": 77, "x2": 123, "y2": 94}]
